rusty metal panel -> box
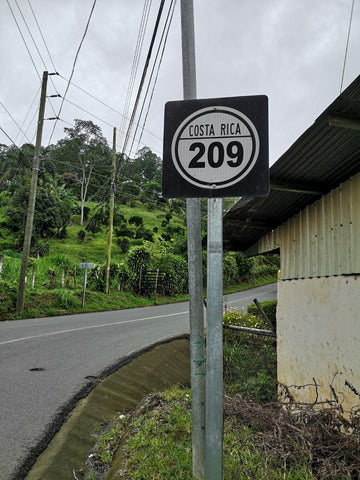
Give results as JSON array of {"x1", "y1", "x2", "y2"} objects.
[{"x1": 259, "y1": 172, "x2": 360, "y2": 279}]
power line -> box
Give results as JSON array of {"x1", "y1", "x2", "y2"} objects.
[
  {"x1": 48, "y1": 0, "x2": 97, "y2": 145},
  {"x1": 12, "y1": 0, "x2": 59, "y2": 117},
  {"x1": 27, "y1": 0, "x2": 57, "y2": 72},
  {"x1": 0, "y1": 126, "x2": 16, "y2": 145},
  {"x1": 57, "y1": 97, "x2": 162, "y2": 156},
  {"x1": 340, "y1": 0, "x2": 355, "y2": 93},
  {"x1": 6, "y1": 0, "x2": 41, "y2": 81},
  {"x1": 131, "y1": 0, "x2": 177, "y2": 156},
  {"x1": 56, "y1": 74, "x2": 162, "y2": 141},
  {"x1": 119, "y1": 0, "x2": 152, "y2": 146},
  {"x1": 121, "y1": 0, "x2": 166, "y2": 157},
  {"x1": 15, "y1": 86, "x2": 40, "y2": 144},
  {"x1": 0, "y1": 100, "x2": 32, "y2": 144}
]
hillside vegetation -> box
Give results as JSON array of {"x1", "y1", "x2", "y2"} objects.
[{"x1": 0, "y1": 121, "x2": 279, "y2": 320}]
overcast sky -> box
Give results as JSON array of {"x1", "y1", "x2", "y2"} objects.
[{"x1": 0, "y1": 0, "x2": 359, "y2": 165}]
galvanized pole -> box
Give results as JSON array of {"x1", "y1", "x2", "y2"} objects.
[
  {"x1": 206, "y1": 196, "x2": 223, "y2": 479},
  {"x1": 16, "y1": 71, "x2": 48, "y2": 313},
  {"x1": 180, "y1": 1, "x2": 205, "y2": 478}
]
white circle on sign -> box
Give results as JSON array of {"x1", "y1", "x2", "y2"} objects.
[{"x1": 171, "y1": 106, "x2": 260, "y2": 189}]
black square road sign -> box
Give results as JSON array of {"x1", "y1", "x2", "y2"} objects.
[{"x1": 162, "y1": 95, "x2": 269, "y2": 198}]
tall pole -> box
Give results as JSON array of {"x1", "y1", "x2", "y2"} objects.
[
  {"x1": 206, "y1": 197, "x2": 223, "y2": 479},
  {"x1": 16, "y1": 71, "x2": 48, "y2": 314},
  {"x1": 105, "y1": 127, "x2": 116, "y2": 294},
  {"x1": 180, "y1": 2, "x2": 205, "y2": 479}
]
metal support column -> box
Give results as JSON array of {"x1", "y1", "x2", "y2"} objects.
[
  {"x1": 206, "y1": 197, "x2": 223, "y2": 479},
  {"x1": 181, "y1": 1, "x2": 205, "y2": 478}
]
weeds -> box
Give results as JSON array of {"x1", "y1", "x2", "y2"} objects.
[
  {"x1": 54, "y1": 288, "x2": 80, "y2": 308},
  {"x1": 91, "y1": 308, "x2": 360, "y2": 479}
]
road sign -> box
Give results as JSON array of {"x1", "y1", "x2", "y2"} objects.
[
  {"x1": 162, "y1": 95, "x2": 269, "y2": 198},
  {"x1": 79, "y1": 263, "x2": 94, "y2": 269}
]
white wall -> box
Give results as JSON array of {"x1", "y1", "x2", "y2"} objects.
[{"x1": 277, "y1": 276, "x2": 360, "y2": 414}]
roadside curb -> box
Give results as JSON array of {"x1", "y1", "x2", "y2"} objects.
[{"x1": 22, "y1": 334, "x2": 190, "y2": 480}]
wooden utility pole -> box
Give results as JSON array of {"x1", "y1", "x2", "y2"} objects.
[
  {"x1": 105, "y1": 127, "x2": 116, "y2": 294},
  {"x1": 16, "y1": 71, "x2": 48, "y2": 313}
]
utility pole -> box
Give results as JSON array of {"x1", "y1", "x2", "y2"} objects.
[
  {"x1": 105, "y1": 127, "x2": 116, "y2": 294},
  {"x1": 180, "y1": 1, "x2": 206, "y2": 479},
  {"x1": 16, "y1": 71, "x2": 48, "y2": 314}
]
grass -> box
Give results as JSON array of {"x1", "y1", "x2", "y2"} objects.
[{"x1": 84, "y1": 306, "x2": 360, "y2": 480}]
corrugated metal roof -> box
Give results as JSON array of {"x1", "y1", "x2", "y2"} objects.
[{"x1": 224, "y1": 74, "x2": 360, "y2": 253}]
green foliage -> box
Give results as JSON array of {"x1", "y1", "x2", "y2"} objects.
[
  {"x1": 121, "y1": 181, "x2": 140, "y2": 197},
  {"x1": 77, "y1": 229, "x2": 86, "y2": 242},
  {"x1": 134, "y1": 226, "x2": 153, "y2": 242},
  {"x1": 0, "y1": 190, "x2": 11, "y2": 207},
  {"x1": 54, "y1": 289, "x2": 80, "y2": 308},
  {"x1": 4, "y1": 176, "x2": 73, "y2": 238},
  {"x1": 127, "y1": 246, "x2": 151, "y2": 294},
  {"x1": 248, "y1": 300, "x2": 277, "y2": 329},
  {"x1": 115, "y1": 223, "x2": 133, "y2": 238},
  {"x1": 116, "y1": 236, "x2": 131, "y2": 253},
  {"x1": 129, "y1": 215, "x2": 143, "y2": 227},
  {"x1": 153, "y1": 252, "x2": 188, "y2": 296},
  {"x1": 120, "y1": 388, "x2": 192, "y2": 479},
  {"x1": 235, "y1": 254, "x2": 254, "y2": 279},
  {"x1": 223, "y1": 252, "x2": 238, "y2": 285},
  {"x1": 0, "y1": 279, "x2": 18, "y2": 312},
  {"x1": 223, "y1": 313, "x2": 277, "y2": 403},
  {"x1": 127, "y1": 246, "x2": 151, "y2": 274}
]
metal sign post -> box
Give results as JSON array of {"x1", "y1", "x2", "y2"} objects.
[
  {"x1": 79, "y1": 262, "x2": 94, "y2": 308},
  {"x1": 163, "y1": 90, "x2": 269, "y2": 480},
  {"x1": 205, "y1": 196, "x2": 223, "y2": 479},
  {"x1": 180, "y1": 1, "x2": 206, "y2": 478}
]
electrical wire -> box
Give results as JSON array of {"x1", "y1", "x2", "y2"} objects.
[
  {"x1": 12, "y1": 0, "x2": 59, "y2": 117},
  {"x1": 119, "y1": 0, "x2": 152, "y2": 146},
  {"x1": 0, "y1": 100, "x2": 32, "y2": 143},
  {"x1": 48, "y1": 0, "x2": 97, "y2": 145},
  {"x1": 131, "y1": 0, "x2": 177, "y2": 156},
  {"x1": 27, "y1": 0, "x2": 57, "y2": 72},
  {"x1": 0, "y1": 126, "x2": 16, "y2": 145},
  {"x1": 14, "y1": 86, "x2": 40, "y2": 144},
  {"x1": 57, "y1": 97, "x2": 162, "y2": 156},
  {"x1": 6, "y1": 0, "x2": 41, "y2": 81},
  {"x1": 340, "y1": 0, "x2": 355, "y2": 93},
  {"x1": 56, "y1": 74, "x2": 162, "y2": 141},
  {"x1": 121, "y1": 0, "x2": 166, "y2": 158}
]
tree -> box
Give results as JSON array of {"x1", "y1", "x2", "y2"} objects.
[
  {"x1": 52, "y1": 120, "x2": 111, "y2": 224},
  {"x1": 5, "y1": 175, "x2": 73, "y2": 242}
]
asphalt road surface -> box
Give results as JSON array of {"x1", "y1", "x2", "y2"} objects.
[{"x1": 0, "y1": 282, "x2": 276, "y2": 479}]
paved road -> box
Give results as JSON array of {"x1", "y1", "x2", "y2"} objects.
[{"x1": 0, "y1": 283, "x2": 276, "y2": 479}]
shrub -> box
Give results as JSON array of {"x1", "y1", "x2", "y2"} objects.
[
  {"x1": 223, "y1": 309, "x2": 277, "y2": 402},
  {"x1": 0, "y1": 279, "x2": 19, "y2": 313},
  {"x1": 115, "y1": 224, "x2": 133, "y2": 238},
  {"x1": 127, "y1": 247, "x2": 151, "y2": 293},
  {"x1": 248, "y1": 300, "x2": 277, "y2": 330},
  {"x1": 129, "y1": 215, "x2": 143, "y2": 227},
  {"x1": 117, "y1": 236, "x2": 131, "y2": 253},
  {"x1": 54, "y1": 289, "x2": 80, "y2": 308},
  {"x1": 235, "y1": 254, "x2": 253, "y2": 279},
  {"x1": 135, "y1": 227, "x2": 153, "y2": 242},
  {"x1": 223, "y1": 252, "x2": 238, "y2": 286},
  {"x1": 152, "y1": 253, "x2": 188, "y2": 296}
]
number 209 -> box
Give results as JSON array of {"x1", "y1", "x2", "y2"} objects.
[{"x1": 188, "y1": 141, "x2": 244, "y2": 169}]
